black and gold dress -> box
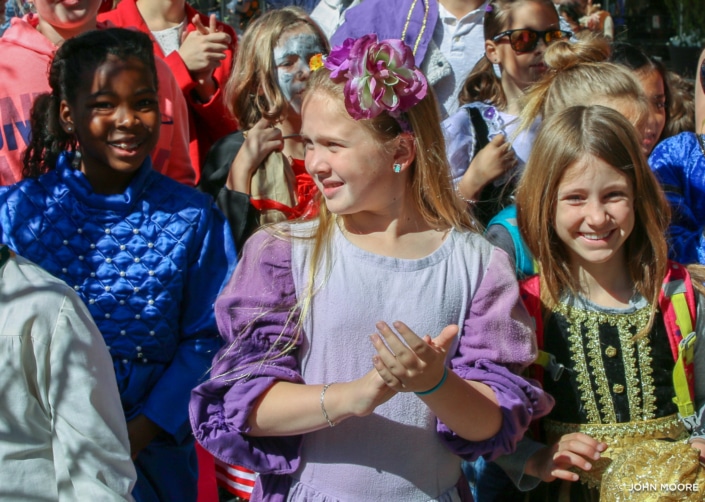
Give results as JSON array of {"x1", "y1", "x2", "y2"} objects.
[{"x1": 534, "y1": 293, "x2": 699, "y2": 501}]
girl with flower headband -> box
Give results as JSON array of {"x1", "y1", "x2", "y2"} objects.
[
  {"x1": 198, "y1": 7, "x2": 328, "y2": 249},
  {"x1": 190, "y1": 35, "x2": 552, "y2": 501},
  {"x1": 443, "y1": 0, "x2": 570, "y2": 227}
]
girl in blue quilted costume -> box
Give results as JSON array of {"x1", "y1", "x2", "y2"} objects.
[
  {"x1": 0, "y1": 28, "x2": 236, "y2": 502},
  {"x1": 649, "y1": 61, "x2": 705, "y2": 266}
]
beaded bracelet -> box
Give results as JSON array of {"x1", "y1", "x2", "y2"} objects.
[
  {"x1": 414, "y1": 367, "x2": 448, "y2": 396},
  {"x1": 454, "y1": 185, "x2": 477, "y2": 205},
  {"x1": 320, "y1": 383, "x2": 336, "y2": 427}
]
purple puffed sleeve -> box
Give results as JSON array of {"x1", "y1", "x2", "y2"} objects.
[
  {"x1": 438, "y1": 247, "x2": 554, "y2": 461},
  {"x1": 189, "y1": 227, "x2": 304, "y2": 474}
]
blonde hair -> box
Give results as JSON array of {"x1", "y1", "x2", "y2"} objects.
[
  {"x1": 518, "y1": 34, "x2": 648, "y2": 131},
  {"x1": 515, "y1": 105, "x2": 670, "y2": 335},
  {"x1": 215, "y1": 67, "x2": 478, "y2": 375},
  {"x1": 302, "y1": 67, "x2": 475, "y2": 247},
  {"x1": 287, "y1": 69, "x2": 478, "y2": 345},
  {"x1": 458, "y1": 0, "x2": 559, "y2": 108},
  {"x1": 224, "y1": 7, "x2": 329, "y2": 129}
]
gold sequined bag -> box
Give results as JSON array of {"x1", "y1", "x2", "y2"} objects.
[
  {"x1": 544, "y1": 415, "x2": 688, "y2": 489},
  {"x1": 600, "y1": 439, "x2": 705, "y2": 501}
]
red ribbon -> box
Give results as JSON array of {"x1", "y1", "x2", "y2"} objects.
[{"x1": 250, "y1": 158, "x2": 319, "y2": 220}]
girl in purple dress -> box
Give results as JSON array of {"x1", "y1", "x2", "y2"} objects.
[{"x1": 190, "y1": 35, "x2": 552, "y2": 501}]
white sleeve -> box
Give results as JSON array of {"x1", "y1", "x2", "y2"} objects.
[
  {"x1": 49, "y1": 293, "x2": 137, "y2": 502},
  {"x1": 602, "y1": 15, "x2": 614, "y2": 39},
  {"x1": 493, "y1": 436, "x2": 544, "y2": 491}
]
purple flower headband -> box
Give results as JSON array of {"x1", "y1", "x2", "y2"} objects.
[{"x1": 323, "y1": 34, "x2": 428, "y2": 125}]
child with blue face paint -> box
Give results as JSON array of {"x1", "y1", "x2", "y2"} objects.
[
  {"x1": 274, "y1": 25, "x2": 326, "y2": 115},
  {"x1": 198, "y1": 7, "x2": 329, "y2": 249}
]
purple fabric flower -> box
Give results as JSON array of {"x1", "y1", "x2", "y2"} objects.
[
  {"x1": 325, "y1": 37, "x2": 354, "y2": 79},
  {"x1": 324, "y1": 34, "x2": 428, "y2": 120}
]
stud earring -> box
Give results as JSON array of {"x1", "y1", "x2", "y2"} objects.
[
  {"x1": 66, "y1": 124, "x2": 74, "y2": 133},
  {"x1": 393, "y1": 163, "x2": 401, "y2": 173}
]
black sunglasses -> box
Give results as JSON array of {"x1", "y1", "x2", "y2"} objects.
[{"x1": 492, "y1": 29, "x2": 572, "y2": 53}]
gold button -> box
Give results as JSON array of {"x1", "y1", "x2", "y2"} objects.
[
  {"x1": 613, "y1": 384, "x2": 625, "y2": 394},
  {"x1": 605, "y1": 346, "x2": 618, "y2": 357}
]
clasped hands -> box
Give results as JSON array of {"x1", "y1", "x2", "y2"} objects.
[
  {"x1": 350, "y1": 321, "x2": 457, "y2": 418},
  {"x1": 370, "y1": 321, "x2": 457, "y2": 394}
]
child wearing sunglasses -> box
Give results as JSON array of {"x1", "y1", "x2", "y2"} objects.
[{"x1": 442, "y1": 0, "x2": 570, "y2": 227}]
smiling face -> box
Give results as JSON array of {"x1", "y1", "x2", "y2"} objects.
[
  {"x1": 301, "y1": 92, "x2": 409, "y2": 219},
  {"x1": 32, "y1": 0, "x2": 101, "y2": 38},
  {"x1": 273, "y1": 25, "x2": 325, "y2": 115},
  {"x1": 60, "y1": 54, "x2": 160, "y2": 194},
  {"x1": 486, "y1": 1, "x2": 561, "y2": 101},
  {"x1": 554, "y1": 155, "x2": 635, "y2": 274}
]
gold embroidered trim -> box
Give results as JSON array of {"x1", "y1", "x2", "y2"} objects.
[
  {"x1": 560, "y1": 303, "x2": 602, "y2": 423},
  {"x1": 619, "y1": 321, "x2": 643, "y2": 421},
  {"x1": 543, "y1": 414, "x2": 686, "y2": 440},
  {"x1": 544, "y1": 415, "x2": 688, "y2": 488},
  {"x1": 400, "y1": 0, "x2": 429, "y2": 56},
  {"x1": 555, "y1": 302, "x2": 652, "y2": 423},
  {"x1": 637, "y1": 335, "x2": 657, "y2": 420},
  {"x1": 400, "y1": 0, "x2": 417, "y2": 43}
]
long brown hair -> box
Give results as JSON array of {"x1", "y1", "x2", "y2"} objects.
[
  {"x1": 515, "y1": 105, "x2": 670, "y2": 335},
  {"x1": 224, "y1": 7, "x2": 329, "y2": 129}
]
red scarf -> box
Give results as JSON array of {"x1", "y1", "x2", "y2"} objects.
[{"x1": 250, "y1": 158, "x2": 319, "y2": 219}]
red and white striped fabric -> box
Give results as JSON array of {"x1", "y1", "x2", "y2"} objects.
[{"x1": 214, "y1": 459, "x2": 257, "y2": 500}]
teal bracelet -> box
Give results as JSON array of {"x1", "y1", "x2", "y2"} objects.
[{"x1": 415, "y1": 367, "x2": 448, "y2": 396}]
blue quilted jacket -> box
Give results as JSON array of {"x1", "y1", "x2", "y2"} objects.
[
  {"x1": 0, "y1": 152, "x2": 237, "y2": 441},
  {"x1": 649, "y1": 132, "x2": 705, "y2": 266}
]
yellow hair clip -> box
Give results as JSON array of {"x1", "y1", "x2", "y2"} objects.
[{"x1": 309, "y1": 53, "x2": 324, "y2": 72}]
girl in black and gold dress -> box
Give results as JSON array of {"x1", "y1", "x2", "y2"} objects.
[{"x1": 499, "y1": 105, "x2": 705, "y2": 501}]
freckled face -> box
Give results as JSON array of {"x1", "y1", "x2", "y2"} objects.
[
  {"x1": 302, "y1": 92, "x2": 402, "y2": 218},
  {"x1": 554, "y1": 155, "x2": 635, "y2": 273},
  {"x1": 273, "y1": 25, "x2": 325, "y2": 115}
]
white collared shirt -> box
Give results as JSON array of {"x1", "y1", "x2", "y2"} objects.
[{"x1": 432, "y1": 1, "x2": 489, "y2": 117}]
